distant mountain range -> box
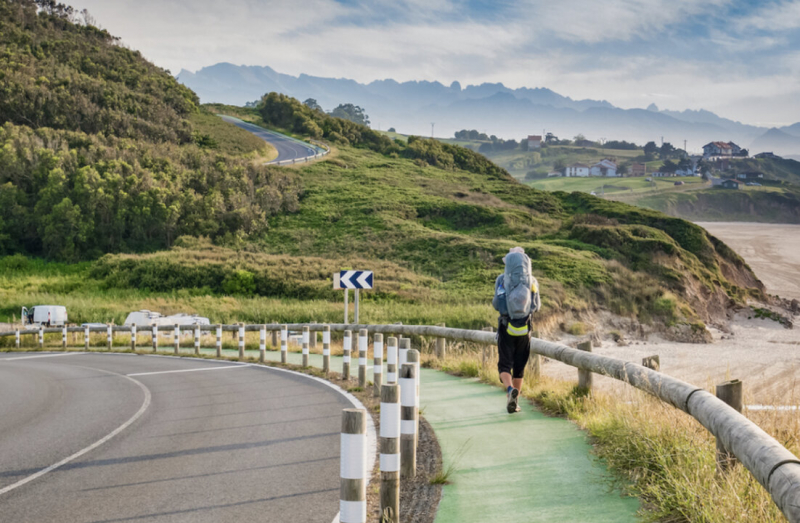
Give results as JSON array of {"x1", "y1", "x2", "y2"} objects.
[{"x1": 177, "y1": 63, "x2": 800, "y2": 156}]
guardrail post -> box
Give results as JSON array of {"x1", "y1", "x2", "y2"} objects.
[
  {"x1": 85, "y1": 325, "x2": 90, "y2": 350},
  {"x1": 386, "y1": 337, "x2": 398, "y2": 384},
  {"x1": 358, "y1": 329, "x2": 368, "y2": 388},
  {"x1": 15, "y1": 329, "x2": 20, "y2": 349},
  {"x1": 173, "y1": 324, "x2": 180, "y2": 354},
  {"x1": 400, "y1": 362, "x2": 418, "y2": 479},
  {"x1": 62, "y1": 325, "x2": 67, "y2": 349},
  {"x1": 107, "y1": 324, "x2": 112, "y2": 350},
  {"x1": 577, "y1": 341, "x2": 592, "y2": 391},
  {"x1": 260, "y1": 324, "x2": 267, "y2": 363},
  {"x1": 238, "y1": 323, "x2": 245, "y2": 359},
  {"x1": 215, "y1": 325, "x2": 222, "y2": 357},
  {"x1": 373, "y1": 333, "x2": 383, "y2": 397},
  {"x1": 407, "y1": 349, "x2": 420, "y2": 443},
  {"x1": 310, "y1": 325, "x2": 317, "y2": 349},
  {"x1": 302, "y1": 326, "x2": 310, "y2": 367},
  {"x1": 194, "y1": 323, "x2": 200, "y2": 355},
  {"x1": 38, "y1": 325, "x2": 43, "y2": 349},
  {"x1": 716, "y1": 379, "x2": 743, "y2": 473},
  {"x1": 271, "y1": 325, "x2": 278, "y2": 348},
  {"x1": 323, "y1": 325, "x2": 331, "y2": 374},
  {"x1": 152, "y1": 324, "x2": 158, "y2": 352},
  {"x1": 340, "y1": 409, "x2": 367, "y2": 523},
  {"x1": 380, "y1": 383, "x2": 400, "y2": 522},
  {"x1": 642, "y1": 355, "x2": 660, "y2": 371},
  {"x1": 281, "y1": 324, "x2": 288, "y2": 363},
  {"x1": 436, "y1": 323, "x2": 446, "y2": 359},
  {"x1": 342, "y1": 330, "x2": 352, "y2": 380},
  {"x1": 399, "y1": 338, "x2": 410, "y2": 369},
  {"x1": 130, "y1": 323, "x2": 137, "y2": 351}
]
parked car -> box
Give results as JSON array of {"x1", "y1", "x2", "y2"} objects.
[
  {"x1": 21, "y1": 305, "x2": 67, "y2": 327},
  {"x1": 674, "y1": 181, "x2": 684, "y2": 186},
  {"x1": 645, "y1": 177, "x2": 652, "y2": 182},
  {"x1": 123, "y1": 310, "x2": 210, "y2": 327},
  {"x1": 745, "y1": 182, "x2": 761, "y2": 186}
]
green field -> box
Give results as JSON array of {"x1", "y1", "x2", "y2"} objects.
[{"x1": 528, "y1": 175, "x2": 706, "y2": 195}]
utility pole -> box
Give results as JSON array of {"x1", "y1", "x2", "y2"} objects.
[
  {"x1": 684, "y1": 139, "x2": 687, "y2": 155},
  {"x1": 431, "y1": 123, "x2": 435, "y2": 138}
]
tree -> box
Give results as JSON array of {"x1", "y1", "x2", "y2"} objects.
[
  {"x1": 659, "y1": 142, "x2": 676, "y2": 159},
  {"x1": 644, "y1": 141, "x2": 658, "y2": 157},
  {"x1": 661, "y1": 160, "x2": 678, "y2": 173},
  {"x1": 617, "y1": 164, "x2": 629, "y2": 176},
  {"x1": 553, "y1": 159, "x2": 566, "y2": 172},
  {"x1": 388, "y1": 127, "x2": 396, "y2": 133},
  {"x1": 545, "y1": 132, "x2": 558, "y2": 143},
  {"x1": 303, "y1": 98, "x2": 322, "y2": 112},
  {"x1": 330, "y1": 104, "x2": 370, "y2": 126},
  {"x1": 574, "y1": 134, "x2": 586, "y2": 142}
]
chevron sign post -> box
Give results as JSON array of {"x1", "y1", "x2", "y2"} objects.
[{"x1": 334, "y1": 271, "x2": 374, "y2": 324}]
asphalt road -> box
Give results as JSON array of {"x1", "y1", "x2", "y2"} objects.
[
  {"x1": 0, "y1": 353, "x2": 351, "y2": 522},
  {"x1": 220, "y1": 115, "x2": 320, "y2": 164}
]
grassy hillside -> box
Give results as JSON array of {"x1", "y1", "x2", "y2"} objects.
[{"x1": 528, "y1": 175, "x2": 706, "y2": 195}]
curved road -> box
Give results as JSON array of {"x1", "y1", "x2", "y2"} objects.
[
  {"x1": 220, "y1": 115, "x2": 321, "y2": 164},
  {"x1": 0, "y1": 353, "x2": 352, "y2": 522}
]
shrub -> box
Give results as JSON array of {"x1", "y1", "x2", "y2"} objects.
[{"x1": 222, "y1": 270, "x2": 256, "y2": 296}]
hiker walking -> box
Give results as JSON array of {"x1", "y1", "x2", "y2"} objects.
[{"x1": 492, "y1": 247, "x2": 540, "y2": 413}]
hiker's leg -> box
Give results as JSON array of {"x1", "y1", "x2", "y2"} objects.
[
  {"x1": 512, "y1": 377, "x2": 523, "y2": 391},
  {"x1": 511, "y1": 333, "x2": 530, "y2": 393},
  {"x1": 500, "y1": 372, "x2": 513, "y2": 388}
]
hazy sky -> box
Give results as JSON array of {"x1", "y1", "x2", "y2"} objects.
[{"x1": 72, "y1": 0, "x2": 800, "y2": 127}]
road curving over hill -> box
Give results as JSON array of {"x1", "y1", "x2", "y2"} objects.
[
  {"x1": 220, "y1": 115, "x2": 323, "y2": 164},
  {"x1": 0, "y1": 352, "x2": 354, "y2": 522}
]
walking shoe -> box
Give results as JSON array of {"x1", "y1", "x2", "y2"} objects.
[{"x1": 507, "y1": 388, "x2": 520, "y2": 413}]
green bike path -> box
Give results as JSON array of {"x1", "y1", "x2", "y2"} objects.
[{"x1": 195, "y1": 347, "x2": 640, "y2": 521}]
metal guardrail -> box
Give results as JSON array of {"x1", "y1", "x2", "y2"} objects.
[
  {"x1": 3, "y1": 322, "x2": 799, "y2": 521},
  {"x1": 268, "y1": 139, "x2": 330, "y2": 166}
]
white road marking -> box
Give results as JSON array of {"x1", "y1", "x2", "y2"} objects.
[
  {"x1": 127, "y1": 365, "x2": 249, "y2": 377},
  {"x1": 1, "y1": 352, "x2": 84, "y2": 361},
  {"x1": 0, "y1": 367, "x2": 151, "y2": 497}
]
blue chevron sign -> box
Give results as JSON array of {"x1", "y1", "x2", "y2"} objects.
[{"x1": 334, "y1": 270, "x2": 373, "y2": 290}]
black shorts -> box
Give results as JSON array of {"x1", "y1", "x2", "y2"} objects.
[{"x1": 497, "y1": 317, "x2": 531, "y2": 379}]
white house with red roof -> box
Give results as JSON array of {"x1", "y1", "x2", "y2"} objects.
[
  {"x1": 527, "y1": 135, "x2": 542, "y2": 149},
  {"x1": 564, "y1": 163, "x2": 590, "y2": 177},
  {"x1": 702, "y1": 141, "x2": 742, "y2": 158},
  {"x1": 590, "y1": 159, "x2": 618, "y2": 177}
]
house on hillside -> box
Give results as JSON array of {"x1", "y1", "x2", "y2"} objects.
[
  {"x1": 703, "y1": 141, "x2": 742, "y2": 159},
  {"x1": 564, "y1": 163, "x2": 590, "y2": 177},
  {"x1": 719, "y1": 179, "x2": 741, "y2": 190},
  {"x1": 527, "y1": 135, "x2": 542, "y2": 149},
  {"x1": 630, "y1": 163, "x2": 646, "y2": 176},
  {"x1": 590, "y1": 159, "x2": 618, "y2": 177},
  {"x1": 755, "y1": 152, "x2": 781, "y2": 159},
  {"x1": 737, "y1": 171, "x2": 764, "y2": 181}
]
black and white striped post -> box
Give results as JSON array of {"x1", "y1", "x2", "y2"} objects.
[
  {"x1": 38, "y1": 325, "x2": 43, "y2": 349},
  {"x1": 215, "y1": 324, "x2": 222, "y2": 357},
  {"x1": 340, "y1": 408, "x2": 367, "y2": 523},
  {"x1": 238, "y1": 323, "x2": 245, "y2": 359},
  {"x1": 380, "y1": 383, "x2": 400, "y2": 522},
  {"x1": 342, "y1": 330, "x2": 352, "y2": 380},
  {"x1": 173, "y1": 324, "x2": 180, "y2": 354},
  {"x1": 15, "y1": 329, "x2": 20, "y2": 349},
  {"x1": 62, "y1": 325, "x2": 67, "y2": 349},
  {"x1": 322, "y1": 325, "x2": 331, "y2": 374},
  {"x1": 106, "y1": 324, "x2": 112, "y2": 350},
  {"x1": 399, "y1": 337, "x2": 410, "y2": 369},
  {"x1": 302, "y1": 326, "x2": 310, "y2": 367},
  {"x1": 131, "y1": 323, "x2": 137, "y2": 351},
  {"x1": 407, "y1": 349, "x2": 421, "y2": 443},
  {"x1": 373, "y1": 334, "x2": 383, "y2": 397},
  {"x1": 193, "y1": 323, "x2": 200, "y2": 355},
  {"x1": 85, "y1": 324, "x2": 90, "y2": 350},
  {"x1": 151, "y1": 324, "x2": 158, "y2": 352},
  {"x1": 259, "y1": 324, "x2": 267, "y2": 363},
  {"x1": 400, "y1": 362, "x2": 418, "y2": 479},
  {"x1": 358, "y1": 329, "x2": 368, "y2": 388},
  {"x1": 386, "y1": 337, "x2": 398, "y2": 384},
  {"x1": 280, "y1": 324, "x2": 288, "y2": 363}
]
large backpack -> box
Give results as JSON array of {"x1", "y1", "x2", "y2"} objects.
[{"x1": 503, "y1": 252, "x2": 533, "y2": 321}]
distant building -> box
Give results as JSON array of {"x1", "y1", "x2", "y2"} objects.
[
  {"x1": 709, "y1": 176, "x2": 724, "y2": 187},
  {"x1": 736, "y1": 171, "x2": 764, "y2": 180},
  {"x1": 564, "y1": 163, "x2": 590, "y2": 177},
  {"x1": 546, "y1": 171, "x2": 562, "y2": 178},
  {"x1": 719, "y1": 179, "x2": 741, "y2": 190},
  {"x1": 702, "y1": 141, "x2": 742, "y2": 159},
  {"x1": 527, "y1": 135, "x2": 542, "y2": 149},
  {"x1": 630, "y1": 163, "x2": 646, "y2": 176},
  {"x1": 755, "y1": 152, "x2": 780, "y2": 159},
  {"x1": 590, "y1": 159, "x2": 618, "y2": 177}
]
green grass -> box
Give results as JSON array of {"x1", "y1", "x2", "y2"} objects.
[
  {"x1": 527, "y1": 175, "x2": 706, "y2": 195},
  {"x1": 189, "y1": 109, "x2": 277, "y2": 159}
]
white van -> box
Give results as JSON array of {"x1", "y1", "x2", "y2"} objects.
[
  {"x1": 22, "y1": 306, "x2": 68, "y2": 327},
  {"x1": 123, "y1": 310, "x2": 209, "y2": 327}
]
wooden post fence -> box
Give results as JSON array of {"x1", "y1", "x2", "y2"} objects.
[
  {"x1": 380, "y1": 383, "x2": 400, "y2": 522},
  {"x1": 436, "y1": 322, "x2": 446, "y2": 359},
  {"x1": 85, "y1": 325, "x2": 90, "y2": 350},
  {"x1": 358, "y1": 329, "x2": 368, "y2": 389},
  {"x1": 15, "y1": 329, "x2": 20, "y2": 349},
  {"x1": 38, "y1": 325, "x2": 43, "y2": 349},
  {"x1": 386, "y1": 336, "x2": 398, "y2": 384},
  {"x1": 373, "y1": 333, "x2": 383, "y2": 397},
  {"x1": 577, "y1": 341, "x2": 592, "y2": 391},
  {"x1": 106, "y1": 324, "x2": 112, "y2": 350},
  {"x1": 215, "y1": 325, "x2": 222, "y2": 357},
  {"x1": 302, "y1": 326, "x2": 310, "y2": 367},
  {"x1": 62, "y1": 325, "x2": 67, "y2": 349},
  {"x1": 238, "y1": 323, "x2": 245, "y2": 359},
  {"x1": 407, "y1": 349, "x2": 420, "y2": 443},
  {"x1": 271, "y1": 327, "x2": 278, "y2": 348},
  {"x1": 260, "y1": 324, "x2": 267, "y2": 363},
  {"x1": 340, "y1": 409, "x2": 367, "y2": 523},
  {"x1": 322, "y1": 325, "x2": 331, "y2": 375},
  {"x1": 399, "y1": 338, "x2": 410, "y2": 369},
  {"x1": 342, "y1": 330, "x2": 352, "y2": 380},
  {"x1": 173, "y1": 324, "x2": 180, "y2": 354},
  {"x1": 280, "y1": 324, "x2": 288, "y2": 363},
  {"x1": 400, "y1": 362, "x2": 418, "y2": 479},
  {"x1": 152, "y1": 324, "x2": 158, "y2": 352},
  {"x1": 716, "y1": 379, "x2": 743, "y2": 473},
  {"x1": 194, "y1": 323, "x2": 200, "y2": 355},
  {"x1": 309, "y1": 325, "x2": 317, "y2": 349}
]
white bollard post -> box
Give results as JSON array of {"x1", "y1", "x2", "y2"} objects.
[
  {"x1": 302, "y1": 326, "x2": 310, "y2": 367},
  {"x1": 386, "y1": 337, "x2": 398, "y2": 384},
  {"x1": 38, "y1": 325, "x2": 44, "y2": 349},
  {"x1": 174, "y1": 324, "x2": 180, "y2": 354},
  {"x1": 280, "y1": 324, "x2": 288, "y2": 363},
  {"x1": 215, "y1": 325, "x2": 222, "y2": 357},
  {"x1": 407, "y1": 349, "x2": 421, "y2": 443},
  {"x1": 15, "y1": 329, "x2": 20, "y2": 349},
  {"x1": 107, "y1": 324, "x2": 112, "y2": 350},
  {"x1": 342, "y1": 330, "x2": 352, "y2": 380},
  {"x1": 131, "y1": 323, "x2": 137, "y2": 351},
  {"x1": 340, "y1": 409, "x2": 367, "y2": 523},
  {"x1": 151, "y1": 323, "x2": 158, "y2": 352},
  {"x1": 323, "y1": 325, "x2": 331, "y2": 375},
  {"x1": 62, "y1": 325, "x2": 67, "y2": 349},
  {"x1": 373, "y1": 334, "x2": 383, "y2": 397},
  {"x1": 260, "y1": 324, "x2": 267, "y2": 363},
  {"x1": 380, "y1": 383, "x2": 401, "y2": 521},
  {"x1": 194, "y1": 323, "x2": 200, "y2": 355},
  {"x1": 358, "y1": 329, "x2": 368, "y2": 388},
  {"x1": 238, "y1": 323, "x2": 245, "y2": 359},
  {"x1": 399, "y1": 338, "x2": 410, "y2": 369},
  {"x1": 400, "y1": 362, "x2": 418, "y2": 478},
  {"x1": 85, "y1": 325, "x2": 90, "y2": 350}
]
